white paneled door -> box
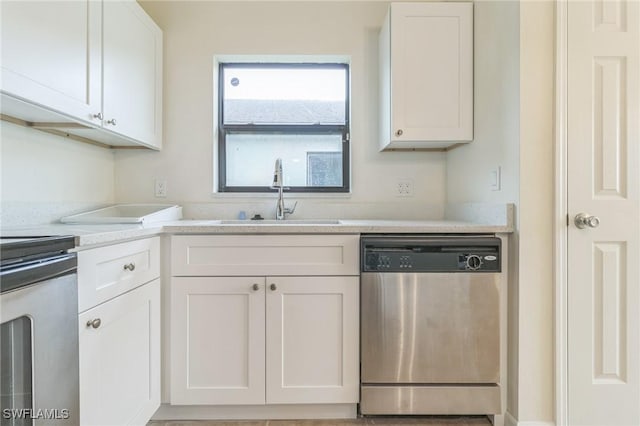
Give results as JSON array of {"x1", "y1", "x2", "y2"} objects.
[{"x1": 567, "y1": 1, "x2": 640, "y2": 424}]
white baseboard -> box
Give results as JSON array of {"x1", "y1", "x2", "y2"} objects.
[
  {"x1": 151, "y1": 403, "x2": 357, "y2": 420},
  {"x1": 506, "y1": 412, "x2": 518, "y2": 426},
  {"x1": 506, "y1": 411, "x2": 555, "y2": 426}
]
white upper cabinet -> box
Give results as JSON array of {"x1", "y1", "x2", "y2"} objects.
[
  {"x1": 0, "y1": 0, "x2": 163, "y2": 150},
  {"x1": 0, "y1": 0, "x2": 102, "y2": 124},
  {"x1": 102, "y1": 0, "x2": 163, "y2": 149},
  {"x1": 379, "y1": 2, "x2": 473, "y2": 150}
]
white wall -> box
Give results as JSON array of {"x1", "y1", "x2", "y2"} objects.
[
  {"x1": 446, "y1": 1, "x2": 519, "y2": 206},
  {"x1": 0, "y1": 121, "x2": 115, "y2": 226},
  {"x1": 134, "y1": 2, "x2": 554, "y2": 424},
  {"x1": 448, "y1": 1, "x2": 556, "y2": 425},
  {"x1": 0, "y1": 4, "x2": 556, "y2": 422},
  {"x1": 446, "y1": 0, "x2": 521, "y2": 420},
  {"x1": 115, "y1": 1, "x2": 447, "y2": 220},
  {"x1": 516, "y1": 1, "x2": 555, "y2": 423}
]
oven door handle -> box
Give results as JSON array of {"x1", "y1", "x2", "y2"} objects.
[{"x1": 0, "y1": 253, "x2": 77, "y2": 294}]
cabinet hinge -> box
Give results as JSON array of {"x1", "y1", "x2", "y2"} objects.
[{"x1": 344, "y1": 133, "x2": 350, "y2": 142}]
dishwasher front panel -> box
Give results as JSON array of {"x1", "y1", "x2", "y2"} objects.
[{"x1": 361, "y1": 271, "x2": 500, "y2": 384}]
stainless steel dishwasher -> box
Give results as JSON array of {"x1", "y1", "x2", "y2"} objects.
[{"x1": 360, "y1": 235, "x2": 502, "y2": 416}]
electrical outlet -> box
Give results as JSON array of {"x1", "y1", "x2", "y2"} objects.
[
  {"x1": 396, "y1": 179, "x2": 414, "y2": 197},
  {"x1": 155, "y1": 179, "x2": 167, "y2": 198}
]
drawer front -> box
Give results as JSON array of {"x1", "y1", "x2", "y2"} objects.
[
  {"x1": 78, "y1": 237, "x2": 160, "y2": 312},
  {"x1": 171, "y1": 235, "x2": 359, "y2": 276}
]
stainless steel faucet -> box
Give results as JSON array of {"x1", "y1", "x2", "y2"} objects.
[{"x1": 271, "y1": 158, "x2": 297, "y2": 220}]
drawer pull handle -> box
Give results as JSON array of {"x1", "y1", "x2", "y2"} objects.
[
  {"x1": 270, "y1": 283, "x2": 277, "y2": 291},
  {"x1": 123, "y1": 263, "x2": 136, "y2": 271},
  {"x1": 252, "y1": 283, "x2": 260, "y2": 291},
  {"x1": 86, "y1": 318, "x2": 102, "y2": 329}
]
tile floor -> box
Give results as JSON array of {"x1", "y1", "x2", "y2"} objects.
[{"x1": 149, "y1": 416, "x2": 491, "y2": 426}]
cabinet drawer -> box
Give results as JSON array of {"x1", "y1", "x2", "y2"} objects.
[
  {"x1": 78, "y1": 237, "x2": 160, "y2": 312},
  {"x1": 171, "y1": 235, "x2": 359, "y2": 276}
]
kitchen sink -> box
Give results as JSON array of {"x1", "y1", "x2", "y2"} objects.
[{"x1": 219, "y1": 219, "x2": 342, "y2": 225}]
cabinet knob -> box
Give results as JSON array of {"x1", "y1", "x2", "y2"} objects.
[
  {"x1": 86, "y1": 318, "x2": 101, "y2": 329},
  {"x1": 252, "y1": 283, "x2": 260, "y2": 291},
  {"x1": 93, "y1": 113, "x2": 103, "y2": 120},
  {"x1": 395, "y1": 129, "x2": 403, "y2": 137},
  {"x1": 270, "y1": 283, "x2": 277, "y2": 291},
  {"x1": 123, "y1": 263, "x2": 136, "y2": 271},
  {"x1": 106, "y1": 118, "x2": 117, "y2": 126}
]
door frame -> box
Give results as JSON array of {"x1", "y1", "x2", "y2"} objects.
[{"x1": 554, "y1": 1, "x2": 568, "y2": 426}]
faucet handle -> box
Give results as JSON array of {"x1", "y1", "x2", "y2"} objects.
[{"x1": 284, "y1": 201, "x2": 298, "y2": 215}]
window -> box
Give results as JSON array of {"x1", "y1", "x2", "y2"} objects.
[{"x1": 218, "y1": 63, "x2": 349, "y2": 192}]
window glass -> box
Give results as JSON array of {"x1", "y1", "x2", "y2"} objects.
[
  {"x1": 222, "y1": 66, "x2": 346, "y2": 125},
  {"x1": 225, "y1": 133, "x2": 343, "y2": 187},
  {"x1": 218, "y1": 63, "x2": 349, "y2": 193}
]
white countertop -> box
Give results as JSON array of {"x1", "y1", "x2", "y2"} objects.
[
  {"x1": 162, "y1": 218, "x2": 511, "y2": 235},
  {"x1": 0, "y1": 203, "x2": 513, "y2": 247},
  {"x1": 1, "y1": 216, "x2": 513, "y2": 249},
  {"x1": 0, "y1": 223, "x2": 161, "y2": 248}
]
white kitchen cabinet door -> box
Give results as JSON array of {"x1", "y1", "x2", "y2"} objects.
[
  {"x1": 78, "y1": 236, "x2": 160, "y2": 313},
  {"x1": 103, "y1": 0, "x2": 163, "y2": 149},
  {"x1": 380, "y1": 2, "x2": 473, "y2": 150},
  {"x1": 171, "y1": 277, "x2": 266, "y2": 405},
  {"x1": 0, "y1": 0, "x2": 102, "y2": 125},
  {"x1": 265, "y1": 276, "x2": 359, "y2": 404},
  {"x1": 79, "y1": 279, "x2": 160, "y2": 426}
]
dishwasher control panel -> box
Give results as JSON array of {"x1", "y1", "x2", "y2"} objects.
[{"x1": 361, "y1": 235, "x2": 501, "y2": 272}]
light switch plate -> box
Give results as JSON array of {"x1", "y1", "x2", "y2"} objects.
[{"x1": 490, "y1": 167, "x2": 501, "y2": 191}]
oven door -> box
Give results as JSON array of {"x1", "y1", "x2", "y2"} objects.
[{"x1": 1, "y1": 273, "x2": 79, "y2": 426}]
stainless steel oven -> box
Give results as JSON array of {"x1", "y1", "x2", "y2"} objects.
[
  {"x1": 360, "y1": 235, "x2": 502, "y2": 416},
  {"x1": 0, "y1": 236, "x2": 79, "y2": 426}
]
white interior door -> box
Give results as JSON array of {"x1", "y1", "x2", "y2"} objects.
[{"x1": 567, "y1": 1, "x2": 640, "y2": 425}]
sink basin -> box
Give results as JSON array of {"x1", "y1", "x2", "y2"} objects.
[{"x1": 220, "y1": 219, "x2": 341, "y2": 225}]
